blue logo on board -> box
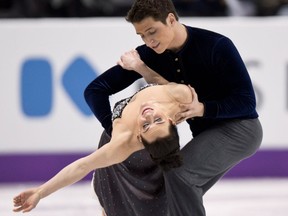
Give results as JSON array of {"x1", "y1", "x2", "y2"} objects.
[{"x1": 21, "y1": 57, "x2": 98, "y2": 117}]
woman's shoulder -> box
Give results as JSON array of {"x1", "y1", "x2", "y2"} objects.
[
  {"x1": 165, "y1": 83, "x2": 192, "y2": 103},
  {"x1": 111, "y1": 120, "x2": 143, "y2": 151}
]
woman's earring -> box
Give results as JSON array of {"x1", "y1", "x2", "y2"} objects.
[{"x1": 137, "y1": 135, "x2": 142, "y2": 143}]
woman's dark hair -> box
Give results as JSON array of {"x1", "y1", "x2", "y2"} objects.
[
  {"x1": 141, "y1": 124, "x2": 183, "y2": 171},
  {"x1": 126, "y1": 0, "x2": 179, "y2": 24}
]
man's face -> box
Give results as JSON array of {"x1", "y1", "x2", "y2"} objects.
[{"x1": 133, "y1": 15, "x2": 175, "y2": 54}]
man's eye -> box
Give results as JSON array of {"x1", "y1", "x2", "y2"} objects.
[{"x1": 149, "y1": 30, "x2": 156, "y2": 35}]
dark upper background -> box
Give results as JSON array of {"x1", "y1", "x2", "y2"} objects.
[{"x1": 0, "y1": 0, "x2": 287, "y2": 18}]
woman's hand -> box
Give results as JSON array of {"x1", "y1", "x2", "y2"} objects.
[
  {"x1": 118, "y1": 49, "x2": 169, "y2": 84},
  {"x1": 175, "y1": 85, "x2": 204, "y2": 124},
  {"x1": 13, "y1": 188, "x2": 41, "y2": 213},
  {"x1": 117, "y1": 49, "x2": 144, "y2": 71}
]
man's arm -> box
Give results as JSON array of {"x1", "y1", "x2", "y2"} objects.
[{"x1": 202, "y1": 37, "x2": 258, "y2": 119}]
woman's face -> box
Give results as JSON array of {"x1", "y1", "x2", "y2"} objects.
[
  {"x1": 132, "y1": 14, "x2": 176, "y2": 54},
  {"x1": 137, "y1": 101, "x2": 171, "y2": 143}
]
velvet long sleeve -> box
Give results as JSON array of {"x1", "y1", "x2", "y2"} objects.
[{"x1": 85, "y1": 26, "x2": 258, "y2": 137}]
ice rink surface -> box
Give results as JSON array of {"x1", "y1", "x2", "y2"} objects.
[{"x1": 2, "y1": 178, "x2": 288, "y2": 216}]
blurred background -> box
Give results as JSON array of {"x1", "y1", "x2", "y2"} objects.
[
  {"x1": 0, "y1": 0, "x2": 288, "y2": 17},
  {"x1": 0, "y1": 0, "x2": 288, "y2": 215}
]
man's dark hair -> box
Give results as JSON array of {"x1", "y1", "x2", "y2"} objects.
[
  {"x1": 141, "y1": 124, "x2": 183, "y2": 171},
  {"x1": 126, "y1": 0, "x2": 179, "y2": 24}
]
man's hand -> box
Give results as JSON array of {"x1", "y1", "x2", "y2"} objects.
[{"x1": 175, "y1": 85, "x2": 204, "y2": 124}]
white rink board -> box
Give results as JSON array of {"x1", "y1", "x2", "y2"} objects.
[{"x1": 0, "y1": 17, "x2": 287, "y2": 152}]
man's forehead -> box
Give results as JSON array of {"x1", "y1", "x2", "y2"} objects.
[{"x1": 134, "y1": 17, "x2": 162, "y2": 32}]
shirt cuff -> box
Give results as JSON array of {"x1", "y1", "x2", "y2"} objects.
[{"x1": 202, "y1": 101, "x2": 218, "y2": 118}]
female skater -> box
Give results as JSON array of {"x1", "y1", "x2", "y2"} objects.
[{"x1": 13, "y1": 82, "x2": 195, "y2": 213}]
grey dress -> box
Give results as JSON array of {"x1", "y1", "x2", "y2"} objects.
[{"x1": 92, "y1": 84, "x2": 168, "y2": 216}]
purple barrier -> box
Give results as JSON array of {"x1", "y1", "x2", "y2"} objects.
[
  {"x1": 0, "y1": 149, "x2": 287, "y2": 182},
  {"x1": 0, "y1": 153, "x2": 92, "y2": 183},
  {"x1": 225, "y1": 149, "x2": 288, "y2": 178}
]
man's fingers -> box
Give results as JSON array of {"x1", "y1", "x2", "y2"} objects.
[
  {"x1": 188, "y1": 85, "x2": 198, "y2": 100},
  {"x1": 178, "y1": 104, "x2": 192, "y2": 116},
  {"x1": 175, "y1": 112, "x2": 187, "y2": 124}
]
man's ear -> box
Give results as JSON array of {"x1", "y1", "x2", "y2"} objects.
[{"x1": 167, "y1": 13, "x2": 176, "y2": 25}]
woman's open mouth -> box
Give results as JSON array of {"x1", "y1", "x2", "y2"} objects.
[{"x1": 142, "y1": 107, "x2": 153, "y2": 115}]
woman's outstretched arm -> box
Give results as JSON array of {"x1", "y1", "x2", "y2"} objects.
[
  {"x1": 13, "y1": 156, "x2": 94, "y2": 213},
  {"x1": 13, "y1": 131, "x2": 135, "y2": 213}
]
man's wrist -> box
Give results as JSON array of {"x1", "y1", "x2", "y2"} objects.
[{"x1": 197, "y1": 103, "x2": 205, "y2": 117}]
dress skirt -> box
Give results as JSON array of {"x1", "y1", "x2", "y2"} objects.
[{"x1": 92, "y1": 131, "x2": 168, "y2": 216}]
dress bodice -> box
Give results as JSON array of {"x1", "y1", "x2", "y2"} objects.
[{"x1": 111, "y1": 83, "x2": 157, "y2": 121}]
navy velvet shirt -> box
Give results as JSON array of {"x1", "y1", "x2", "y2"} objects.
[{"x1": 84, "y1": 26, "x2": 258, "y2": 137}]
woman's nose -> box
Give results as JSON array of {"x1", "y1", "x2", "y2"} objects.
[{"x1": 144, "y1": 112, "x2": 154, "y2": 121}]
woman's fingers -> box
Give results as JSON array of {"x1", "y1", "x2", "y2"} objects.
[
  {"x1": 13, "y1": 190, "x2": 39, "y2": 213},
  {"x1": 13, "y1": 200, "x2": 34, "y2": 213}
]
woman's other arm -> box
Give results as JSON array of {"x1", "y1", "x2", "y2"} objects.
[
  {"x1": 84, "y1": 64, "x2": 141, "y2": 135},
  {"x1": 117, "y1": 49, "x2": 169, "y2": 85}
]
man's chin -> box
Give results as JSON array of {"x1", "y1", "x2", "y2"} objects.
[{"x1": 154, "y1": 48, "x2": 166, "y2": 54}]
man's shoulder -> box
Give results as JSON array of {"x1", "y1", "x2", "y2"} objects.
[
  {"x1": 186, "y1": 25, "x2": 226, "y2": 37},
  {"x1": 186, "y1": 25, "x2": 229, "y2": 43},
  {"x1": 185, "y1": 25, "x2": 233, "y2": 50}
]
